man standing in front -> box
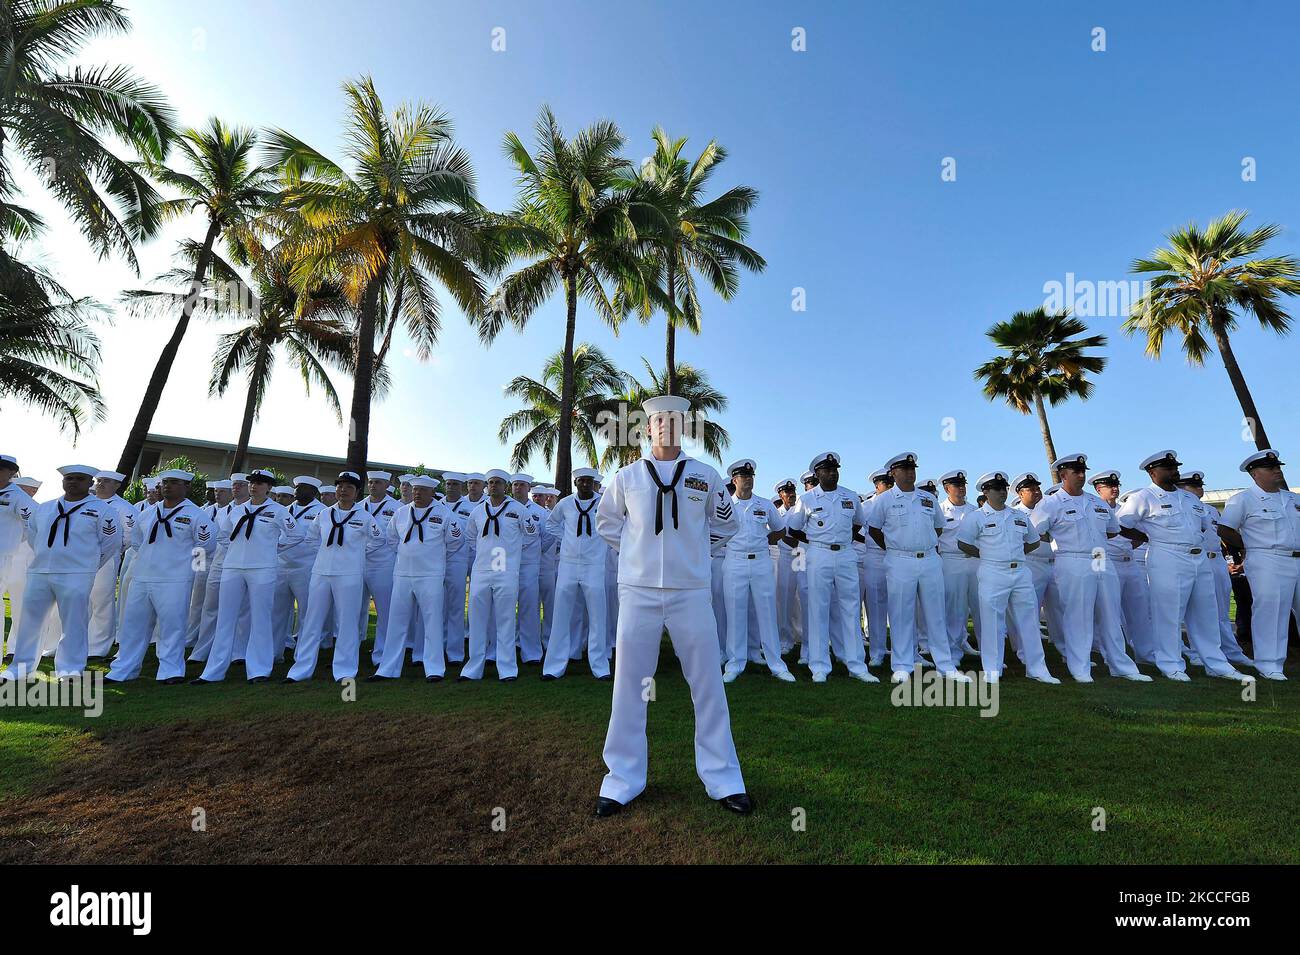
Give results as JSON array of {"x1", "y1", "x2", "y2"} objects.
[
  {"x1": 594, "y1": 395, "x2": 751, "y2": 817},
  {"x1": 86, "y1": 470, "x2": 134, "y2": 659},
  {"x1": 541, "y1": 468, "x2": 609, "y2": 680}
]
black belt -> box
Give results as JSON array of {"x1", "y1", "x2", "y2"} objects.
[
  {"x1": 645, "y1": 459, "x2": 686, "y2": 535},
  {"x1": 47, "y1": 499, "x2": 88, "y2": 547}
]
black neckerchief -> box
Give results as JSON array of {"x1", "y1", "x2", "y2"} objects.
[
  {"x1": 405, "y1": 506, "x2": 432, "y2": 543},
  {"x1": 293, "y1": 504, "x2": 316, "y2": 520},
  {"x1": 232, "y1": 504, "x2": 270, "y2": 540},
  {"x1": 644, "y1": 459, "x2": 687, "y2": 535},
  {"x1": 150, "y1": 503, "x2": 186, "y2": 543},
  {"x1": 327, "y1": 506, "x2": 356, "y2": 546},
  {"x1": 48, "y1": 499, "x2": 89, "y2": 547},
  {"x1": 482, "y1": 500, "x2": 508, "y2": 537},
  {"x1": 365, "y1": 499, "x2": 387, "y2": 517},
  {"x1": 575, "y1": 496, "x2": 597, "y2": 537}
]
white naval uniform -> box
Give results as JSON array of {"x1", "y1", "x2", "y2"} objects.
[
  {"x1": 108, "y1": 501, "x2": 214, "y2": 681},
  {"x1": 596, "y1": 453, "x2": 744, "y2": 804},
  {"x1": 3, "y1": 495, "x2": 119, "y2": 679},
  {"x1": 442, "y1": 495, "x2": 475, "y2": 663},
  {"x1": 861, "y1": 498, "x2": 890, "y2": 665},
  {"x1": 184, "y1": 501, "x2": 220, "y2": 648},
  {"x1": 539, "y1": 514, "x2": 559, "y2": 650},
  {"x1": 191, "y1": 502, "x2": 251, "y2": 663},
  {"x1": 1103, "y1": 505, "x2": 1156, "y2": 664},
  {"x1": 1195, "y1": 503, "x2": 1252, "y2": 667},
  {"x1": 956, "y1": 504, "x2": 1053, "y2": 679},
  {"x1": 462, "y1": 497, "x2": 530, "y2": 680},
  {"x1": 0, "y1": 483, "x2": 32, "y2": 653},
  {"x1": 287, "y1": 504, "x2": 385, "y2": 681},
  {"x1": 773, "y1": 504, "x2": 801, "y2": 652},
  {"x1": 541, "y1": 493, "x2": 609, "y2": 677},
  {"x1": 868, "y1": 486, "x2": 958, "y2": 673},
  {"x1": 515, "y1": 499, "x2": 547, "y2": 663},
  {"x1": 722, "y1": 495, "x2": 791, "y2": 678},
  {"x1": 274, "y1": 499, "x2": 324, "y2": 659},
  {"x1": 1116, "y1": 485, "x2": 1234, "y2": 677},
  {"x1": 200, "y1": 499, "x2": 300, "y2": 681},
  {"x1": 374, "y1": 501, "x2": 456, "y2": 679},
  {"x1": 938, "y1": 497, "x2": 981, "y2": 661},
  {"x1": 709, "y1": 531, "x2": 728, "y2": 654},
  {"x1": 1008, "y1": 500, "x2": 1064, "y2": 658},
  {"x1": 1029, "y1": 490, "x2": 1142, "y2": 680},
  {"x1": 86, "y1": 493, "x2": 136, "y2": 656},
  {"x1": 359, "y1": 496, "x2": 398, "y2": 664},
  {"x1": 1219, "y1": 485, "x2": 1300, "y2": 675}
]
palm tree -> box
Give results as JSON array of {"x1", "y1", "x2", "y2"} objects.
[
  {"x1": 598, "y1": 358, "x2": 731, "y2": 471},
  {"x1": 627, "y1": 127, "x2": 765, "y2": 395},
  {"x1": 114, "y1": 118, "x2": 276, "y2": 480},
  {"x1": 265, "y1": 76, "x2": 493, "y2": 474},
  {"x1": 482, "y1": 106, "x2": 641, "y2": 494},
  {"x1": 0, "y1": 249, "x2": 104, "y2": 435},
  {"x1": 974, "y1": 307, "x2": 1106, "y2": 479},
  {"x1": 0, "y1": 0, "x2": 175, "y2": 268},
  {"x1": 498, "y1": 343, "x2": 626, "y2": 473},
  {"x1": 1125, "y1": 210, "x2": 1300, "y2": 451},
  {"x1": 123, "y1": 239, "x2": 355, "y2": 472}
]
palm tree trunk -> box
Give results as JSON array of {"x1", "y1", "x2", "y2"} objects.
[
  {"x1": 346, "y1": 264, "x2": 386, "y2": 474},
  {"x1": 1210, "y1": 316, "x2": 1272, "y2": 451},
  {"x1": 1032, "y1": 393, "x2": 1059, "y2": 482},
  {"x1": 555, "y1": 270, "x2": 578, "y2": 496},
  {"x1": 230, "y1": 344, "x2": 269, "y2": 473},
  {"x1": 116, "y1": 218, "x2": 221, "y2": 481},
  {"x1": 665, "y1": 259, "x2": 677, "y2": 396}
]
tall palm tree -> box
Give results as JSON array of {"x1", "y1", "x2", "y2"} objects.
[
  {"x1": 1125, "y1": 210, "x2": 1300, "y2": 451},
  {"x1": 123, "y1": 239, "x2": 355, "y2": 472},
  {"x1": 599, "y1": 358, "x2": 731, "y2": 471},
  {"x1": 114, "y1": 118, "x2": 276, "y2": 480},
  {"x1": 482, "y1": 106, "x2": 641, "y2": 494},
  {"x1": 0, "y1": 249, "x2": 103, "y2": 434},
  {"x1": 974, "y1": 307, "x2": 1106, "y2": 479},
  {"x1": 265, "y1": 76, "x2": 493, "y2": 474},
  {"x1": 0, "y1": 0, "x2": 175, "y2": 268},
  {"x1": 498, "y1": 343, "x2": 626, "y2": 473},
  {"x1": 627, "y1": 127, "x2": 765, "y2": 395}
]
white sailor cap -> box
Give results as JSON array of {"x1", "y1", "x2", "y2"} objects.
[
  {"x1": 919, "y1": 477, "x2": 938, "y2": 490},
  {"x1": 886, "y1": 451, "x2": 918, "y2": 471},
  {"x1": 142, "y1": 476, "x2": 160, "y2": 490},
  {"x1": 642, "y1": 395, "x2": 690, "y2": 417},
  {"x1": 247, "y1": 468, "x2": 276, "y2": 484},
  {"x1": 367, "y1": 470, "x2": 392, "y2": 482},
  {"x1": 727, "y1": 458, "x2": 757, "y2": 477},
  {"x1": 1089, "y1": 469, "x2": 1120, "y2": 486},
  {"x1": 573, "y1": 467, "x2": 600, "y2": 481},
  {"x1": 809, "y1": 451, "x2": 840, "y2": 472},
  {"x1": 975, "y1": 470, "x2": 1010, "y2": 491},
  {"x1": 293, "y1": 475, "x2": 322, "y2": 489},
  {"x1": 0, "y1": 454, "x2": 17, "y2": 469},
  {"x1": 335, "y1": 470, "x2": 363, "y2": 487},
  {"x1": 1012, "y1": 471, "x2": 1040, "y2": 490},
  {"x1": 230, "y1": 473, "x2": 248, "y2": 483},
  {"x1": 799, "y1": 470, "x2": 815, "y2": 484},
  {"x1": 410, "y1": 475, "x2": 438, "y2": 489},
  {"x1": 869, "y1": 467, "x2": 890, "y2": 483},
  {"x1": 14, "y1": 476, "x2": 40, "y2": 489},
  {"x1": 272, "y1": 485, "x2": 294, "y2": 495},
  {"x1": 940, "y1": 469, "x2": 966, "y2": 485},
  {"x1": 465, "y1": 472, "x2": 486, "y2": 483},
  {"x1": 1176, "y1": 468, "x2": 1206, "y2": 484},
  {"x1": 159, "y1": 469, "x2": 195, "y2": 482},
  {"x1": 95, "y1": 470, "x2": 126, "y2": 482},
  {"x1": 510, "y1": 472, "x2": 534, "y2": 484},
  {"x1": 441, "y1": 471, "x2": 466, "y2": 484},
  {"x1": 1139, "y1": 449, "x2": 1180, "y2": 471},
  {"x1": 397, "y1": 473, "x2": 417, "y2": 485},
  {"x1": 57, "y1": 464, "x2": 97, "y2": 477},
  {"x1": 1052, "y1": 452, "x2": 1088, "y2": 471},
  {"x1": 1240, "y1": 449, "x2": 1285, "y2": 472},
  {"x1": 773, "y1": 477, "x2": 796, "y2": 493},
  {"x1": 209, "y1": 479, "x2": 232, "y2": 490},
  {"x1": 485, "y1": 468, "x2": 512, "y2": 483}
]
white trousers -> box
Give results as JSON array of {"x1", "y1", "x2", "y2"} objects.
[
  {"x1": 360, "y1": 554, "x2": 395, "y2": 663},
  {"x1": 443, "y1": 557, "x2": 470, "y2": 663},
  {"x1": 463, "y1": 573, "x2": 519, "y2": 680},
  {"x1": 542, "y1": 560, "x2": 609, "y2": 677},
  {"x1": 375, "y1": 572, "x2": 445, "y2": 678},
  {"x1": 940, "y1": 553, "x2": 981, "y2": 658},
  {"x1": 191, "y1": 552, "x2": 248, "y2": 663},
  {"x1": 184, "y1": 566, "x2": 208, "y2": 648},
  {"x1": 539, "y1": 556, "x2": 558, "y2": 648},
  {"x1": 516, "y1": 560, "x2": 542, "y2": 662},
  {"x1": 288, "y1": 573, "x2": 364, "y2": 681},
  {"x1": 108, "y1": 578, "x2": 193, "y2": 681},
  {"x1": 201, "y1": 566, "x2": 277, "y2": 681},
  {"x1": 1051, "y1": 554, "x2": 1140, "y2": 679},
  {"x1": 977, "y1": 561, "x2": 1051, "y2": 678},
  {"x1": 723, "y1": 553, "x2": 789, "y2": 676},
  {"x1": 3, "y1": 571, "x2": 94, "y2": 679},
  {"x1": 863, "y1": 550, "x2": 889, "y2": 663},
  {"x1": 600, "y1": 584, "x2": 745, "y2": 804},
  {"x1": 1146, "y1": 546, "x2": 1233, "y2": 676},
  {"x1": 710, "y1": 555, "x2": 727, "y2": 654},
  {"x1": 805, "y1": 545, "x2": 868, "y2": 677},
  {"x1": 87, "y1": 551, "x2": 122, "y2": 655},
  {"x1": 1208, "y1": 555, "x2": 1252, "y2": 665},
  {"x1": 1113, "y1": 557, "x2": 1155, "y2": 663},
  {"x1": 885, "y1": 550, "x2": 954, "y2": 672},
  {"x1": 274, "y1": 563, "x2": 312, "y2": 659},
  {"x1": 0, "y1": 552, "x2": 28, "y2": 652},
  {"x1": 1091, "y1": 562, "x2": 1143, "y2": 676},
  {"x1": 1243, "y1": 550, "x2": 1300, "y2": 673},
  {"x1": 793, "y1": 548, "x2": 809, "y2": 657}
]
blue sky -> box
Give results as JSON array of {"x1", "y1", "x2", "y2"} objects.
[{"x1": 11, "y1": 0, "x2": 1300, "y2": 493}]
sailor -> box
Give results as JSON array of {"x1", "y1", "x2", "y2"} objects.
[
  {"x1": 1215, "y1": 449, "x2": 1299, "y2": 680},
  {"x1": 107, "y1": 470, "x2": 214, "y2": 683},
  {"x1": 1091, "y1": 470, "x2": 1157, "y2": 665},
  {"x1": 791, "y1": 469, "x2": 817, "y2": 664},
  {"x1": 1010, "y1": 472, "x2": 1066, "y2": 660},
  {"x1": 359, "y1": 471, "x2": 399, "y2": 665},
  {"x1": 190, "y1": 473, "x2": 248, "y2": 664},
  {"x1": 461, "y1": 469, "x2": 530, "y2": 681},
  {"x1": 772, "y1": 478, "x2": 801, "y2": 654},
  {"x1": 937, "y1": 469, "x2": 981, "y2": 662},
  {"x1": 185, "y1": 479, "x2": 230, "y2": 648},
  {"x1": 541, "y1": 467, "x2": 610, "y2": 679},
  {"x1": 955, "y1": 471, "x2": 1060, "y2": 683},
  {"x1": 4, "y1": 475, "x2": 46, "y2": 653},
  {"x1": 273, "y1": 485, "x2": 295, "y2": 507},
  {"x1": 862, "y1": 467, "x2": 893, "y2": 666},
  {"x1": 0, "y1": 454, "x2": 28, "y2": 656},
  {"x1": 439, "y1": 472, "x2": 474, "y2": 664},
  {"x1": 274, "y1": 476, "x2": 324, "y2": 661},
  {"x1": 114, "y1": 475, "x2": 157, "y2": 634},
  {"x1": 85, "y1": 471, "x2": 134, "y2": 658},
  {"x1": 594, "y1": 395, "x2": 751, "y2": 817},
  {"x1": 533, "y1": 483, "x2": 560, "y2": 651},
  {"x1": 511, "y1": 472, "x2": 547, "y2": 664},
  {"x1": 397, "y1": 474, "x2": 416, "y2": 506}
]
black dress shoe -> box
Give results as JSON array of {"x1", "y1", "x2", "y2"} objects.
[
  {"x1": 718, "y1": 792, "x2": 755, "y2": 815},
  {"x1": 189, "y1": 677, "x2": 216, "y2": 685},
  {"x1": 365, "y1": 674, "x2": 394, "y2": 683},
  {"x1": 161, "y1": 677, "x2": 184, "y2": 685},
  {"x1": 595, "y1": 797, "x2": 624, "y2": 818},
  {"x1": 540, "y1": 673, "x2": 558, "y2": 681},
  {"x1": 247, "y1": 676, "x2": 269, "y2": 684},
  {"x1": 426, "y1": 674, "x2": 443, "y2": 683},
  {"x1": 279, "y1": 677, "x2": 299, "y2": 684},
  {"x1": 596, "y1": 674, "x2": 612, "y2": 681},
  {"x1": 500, "y1": 676, "x2": 517, "y2": 683},
  {"x1": 456, "y1": 675, "x2": 471, "y2": 682}
]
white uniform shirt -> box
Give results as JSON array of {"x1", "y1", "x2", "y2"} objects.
[
  {"x1": 938, "y1": 498, "x2": 979, "y2": 555},
  {"x1": 517, "y1": 499, "x2": 546, "y2": 564},
  {"x1": 219, "y1": 499, "x2": 300, "y2": 570},
  {"x1": 388, "y1": 501, "x2": 455, "y2": 577},
  {"x1": 785, "y1": 485, "x2": 865, "y2": 548},
  {"x1": 0, "y1": 483, "x2": 34, "y2": 552},
  {"x1": 311, "y1": 504, "x2": 384, "y2": 576},
  {"x1": 1031, "y1": 489, "x2": 1118, "y2": 555},
  {"x1": 22, "y1": 496, "x2": 119, "y2": 574},
  {"x1": 129, "y1": 500, "x2": 215, "y2": 582},
  {"x1": 469, "y1": 497, "x2": 530, "y2": 575},
  {"x1": 1115, "y1": 484, "x2": 1207, "y2": 549},
  {"x1": 956, "y1": 503, "x2": 1039, "y2": 562},
  {"x1": 867, "y1": 486, "x2": 944, "y2": 553},
  {"x1": 282, "y1": 500, "x2": 325, "y2": 570},
  {"x1": 1101, "y1": 502, "x2": 1141, "y2": 561},
  {"x1": 362, "y1": 496, "x2": 400, "y2": 558},
  {"x1": 443, "y1": 496, "x2": 476, "y2": 560},
  {"x1": 726, "y1": 495, "x2": 785, "y2": 557},
  {"x1": 547, "y1": 494, "x2": 607, "y2": 564},
  {"x1": 596, "y1": 453, "x2": 737, "y2": 589},
  {"x1": 1219, "y1": 485, "x2": 1300, "y2": 552}
]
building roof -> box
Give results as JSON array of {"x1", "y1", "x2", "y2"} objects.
[{"x1": 143, "y1": 433, "x2": 430, "y2": 477}]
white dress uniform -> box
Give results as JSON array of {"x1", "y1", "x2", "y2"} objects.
[
  {"x1": 441, "y1": 491, "x2": 475, "y2": 663},
  {"x1": 955, "y1": 493, "x2": 1056, "y2": 681},
  {"x1": 462, "y1": 494, "x2": 530, "y2": 680},
  {"x1": 536, "y1": 493, "x2": 560, "y2": 650},
  {"x1": 709, "y1": 529, "x2": 728, "y2": 654},
  {"x1": 541, "y1": 490, "x2": 610, "y2": 678},
  {"x1": 772, "y1": 484, "x2": 801, "y2": 653},
  {"x1": 3, "y1": 481, "x2": 119, "y2": 680},
  {"x1": 86, "y1": 490, "x2": 136, "y2": 656},
  {"x1": 514, "y1": 490, "x2": 547, "y2": 663},
  {"x1": 1189, "y1": 486, "x2": 1253, "y2": 667},
  {"x1": 1029, "y1": 480, "x2": 1143, "y2": 681},
  {"x1": 191, "y1": 500, "x2": 249, "y2": 663},
  {"x1": 287, "y1": 502, "x2": 385, "y2": 681},
  {"x1": 1116, "y1": 472, "x2": 1239, "y2": 679},
  {"x1": 374, "y1": 497, "x2": 456, "y2": 679},
  {"x1": 359, "y1": 493, "x2": 398, "y2": 664},
  {"x1": 938, "y1": 490, "x2": 981, "y2": 662},
  {"x1": 1101, "y1": 490, "x2": 1156, "y2": 664},
  {"x1": 722, "y1": 489, "x2": 794, "y2": 680},
  {"x1": 274, "y1": 498, "x2": 324, "y2": 659},
  {"x1": 0, "y1": 480, "x2": 31, "y2": 653},
  {"x1": 184, "y1": 491, "x2": 226, "y2": 648},
  {"x1": 861, "y1": 493, "x2": 890, "y2": 666},
  {"x1": 199, "y1": 497, "x2": 301, "y2": 681},
  {"x1": 785, "y1": 476, "x2": 874, "y2": 682},
  {"x1": 595, "y1": 450, "x2": 744, "y2": 805},
  {"x1": 1218, "y1": 459, "x2": 1300, "y2": 677},
  {"x1": 108, "y1": 496, "x2": 214, "y2": 681},
  {"x1": 868, "y1": 482, "x2": 961, "y2": 676}
]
